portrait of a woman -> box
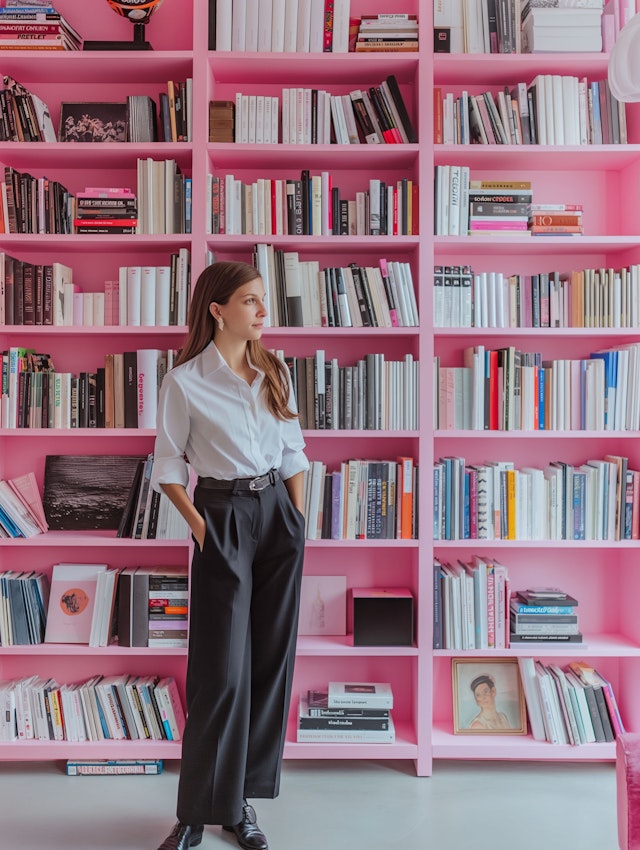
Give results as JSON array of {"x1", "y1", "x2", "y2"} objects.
[
  {"x1": 452, "y1": 659, "x2": 527, "y2": 735},
  {"x1": 468, "y1": 674, "x2": 512, "y2": 731}
]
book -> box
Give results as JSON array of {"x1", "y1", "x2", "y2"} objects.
[
  {"x1": 44, "y1": 563, "x2": 107, "y2": 644},
  {"x1": 298, "y1": 697, "x2": 391, "y2": 730},
  {"x1": 296, "y1": 714, "x2": 395, "y2": 742},
  {"x1": 42, "y1": 454, "x2": 146, "y2": 531},
  {"x1": 327, "y1": 681, "x2": 393, "y2": 709},
  {"x1": 65, "y1": 759, "x2": 163, "y2": 775}
]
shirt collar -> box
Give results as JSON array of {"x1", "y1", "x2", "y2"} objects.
[{"x1": 201, "y1": 341, "x2": 264, "y2": 380}]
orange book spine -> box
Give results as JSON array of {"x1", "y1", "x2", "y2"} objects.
[{"x1": 397, "y1": 456, "x2": 414, "y2": 539}]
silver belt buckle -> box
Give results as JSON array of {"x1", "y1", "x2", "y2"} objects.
[{"x1": 249, "y1": 474, "x2": 268, "y2": 491}]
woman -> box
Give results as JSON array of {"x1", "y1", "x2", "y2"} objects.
[
  {"x1": 468, "y1": 674, "x2": 511, "y2": 731},
  {"x1": 152, "y1": 261, "x2": 308, "y2": 850}
]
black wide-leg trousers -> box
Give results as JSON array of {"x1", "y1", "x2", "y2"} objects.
[{"x1": 176, "y1": 476, "x2": 305, "y2": 826}]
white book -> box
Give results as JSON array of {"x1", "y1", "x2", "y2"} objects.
[
  {"x1": 271, "y1": 96, "x2": 279, "y2": 143},
  {"x1": 93, "y1": 292, "x2": 105, "y2": 327},
  {"x1": 296, "y1": 0, "x2": 311, "y2": 51},
  {"x1": 81, "y1": 292, "x2": 93, "y2": 326},
  {"x1": 248, "y1": 94, "x2": 257, "y2": 144},
  {"x1": 118, "y1": 266, "x2": 128, "y2": 327},
  {"x1": 231, "y1": 0, "x2": 247, "y2": 51},
  {"x1": 328, "y1": 681, "x2": 393, "y2": 709},
  {"x1": 341, "y1": 94, "x2": 360, "y2": 144},
  {"x1": 331, "y1": 0, "x2": 350, "y2": 52},
  {"x1": 245, "y1": 0, "x2": 259, "y2": 51},
  {"x1": 216, "y1": 0, "x2": 233, "y2": 50},
  {"x1": 283, "y1": 0, "x2": 298, "y2": 52},
  {"x1": 155, "y1": 266, "x2": 171, "y2": 326},
  {"x1": 136, "y1": 349, "x2": 160, "y2": 429},
  {"x1": 140, "y1": 266, "x2": 156, "y2": 326},
  {"x1": 329, "y1": 95, "x2": 349, "y2": 144},
  {"x1": 126, "y1": 266, "x2": 142, "y2": 327},
  {"x1": 309, "y1": 0, "x2": 325, "y2": 51},
  {"x1": 257, "y1": 0, "x2": 273, "y2": 51},
  {"x1": 271, "y1": 0, "x2": 286, "y2": 50}
]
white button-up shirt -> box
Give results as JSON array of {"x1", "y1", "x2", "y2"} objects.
[{"x1": 151, "y1": 342, "x2": 309, "y2": 492}]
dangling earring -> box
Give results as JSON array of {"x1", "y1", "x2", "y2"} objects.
[{"x1": 217, "y1": 317, "x2": 224, "y2": 331}]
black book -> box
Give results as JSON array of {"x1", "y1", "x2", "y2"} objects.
[
  {"x1": 116, "y1": 458, "x2": 145, "y2": 538},
  {"x1": 95, "y1": 367, "x2": 106, "y2": 428},
  {"x1": 78, "y1": 371, "x2": 89, "y2": 428},
  {"x1": 300, "y1": 169, "x2": 310, "y2": 234},
  {"x1": 122, "y1": 351, "x2": 138, "y2": 429},
  {"x1": 349, "y1": 264, "x2": 373, "y2": 326},
  {"x1": 385, "y1": 74, "x2": 418, "y2": 143}
]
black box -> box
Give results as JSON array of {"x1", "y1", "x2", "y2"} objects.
[
  {"x1": 433, "y1": 27, "x2": 451, "y2": 53},
  {"x1": 352, "y1": 588, "x2": 414, "y2": 646}
]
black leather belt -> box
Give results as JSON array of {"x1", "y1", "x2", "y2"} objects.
[{"x1": 197, "y1": 469, "x2": 279, "y2": 492}]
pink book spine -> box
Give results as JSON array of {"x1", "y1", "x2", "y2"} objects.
[
  {"x1": 486, "y1": 566, "x2": 495, "y2": 648},
  {"x1": 493, "y1": 565, "x2": 506, "y2": 649},
  {"x1": 468, "y1": 466, "x2": 478, "y2": 539},
  {"x1": 469, "y1": 221, "x2": 528, "y2": 230}
]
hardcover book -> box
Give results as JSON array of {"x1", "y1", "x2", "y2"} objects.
[
  {"x1": 44, "y1": 563, "x2": 107, "y2": 644},
  {"x1": 327, "y1": 681, "x2": 394, "y2": 709},
  {"x1": 43, "y1": 454, "x2": 147, "y2": 530},
  {"x1": 58, "y1": 102, "x2": 127, "y2": 142}
]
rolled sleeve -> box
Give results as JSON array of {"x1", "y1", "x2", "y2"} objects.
[
  {"x1": 151, "y1": 373, "x2": 191, "y2": 492},
  {"x1": 279, "y1": 416, "x2": 309, "y2": 481}
]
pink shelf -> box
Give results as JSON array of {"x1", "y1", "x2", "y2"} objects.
[
  {"x1": 263, "y1": 326, "x2": 419, "y2": 338},
  {"x1": 302, "y1": 430, "x2": 419, "y2": 438},
  {"x1": 0, "y1": 644, "x2": 187, "y2": 657},
  {"x1": 0, "y1": 428, "x2": 156, "y2": 438},
  {"x1": 208, "y1": 142, "x2": 419, "y2": 169},
  {"x1": 207, "y1": 52, "x2": 419, "y2": 84},
  {"x1": 0, "y1": 52, "x2": 193, "y2": 84},
  {"x1": 208, "y1": 234, "x2": 420, "y2": 252},
  {"x1": 0, "y1": 142, "x2": 191, "y2": 170},
  {"x1": 284, "y1": 718, "x2": 417, "y2": 761},
  {"x1": 434, "y1": 634, "x2": 640, "y2": 657},
  {"x1": 435, "y1": 144, "x2": 640, "y2": 170},
  {"x1": 0, "y1": 532, "x2": 189, "y2": 548},
  {"x1": 297, "y1": 635, "x2": 418, "y2": 657},
  {"x1": 435, "y1": 327, "x2": 640, "y2": 337},
  {"x1": 0, "y1": 234, "x2": 189, "y2": 251},
  {"x1": 0, "y1": 326, "x2": 187, "y2": 337},
  {"x1": 434, "y1": 430, "x2": 640, "y2": 439},
  {"x1": 0, "y1": 739, "x2": 183, "y2": 761},
  {"x1": 433, "y1": 53, "x2": 610, "y2": 85},
  {"x1": 434, "y1": 540, "x2": 640, "y2": 549},
  {"x1": 434, "y1": 235, "x2": 640, "y2": 255},
  {"x1": 431, "y1": 725, "x2": 615, "y2": 761},
  {"x1": 303, "y1": 538, "x2": 418, "y2": 548}
]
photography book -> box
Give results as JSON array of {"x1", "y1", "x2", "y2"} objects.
[
  {"x1": 327, "y1": 681, "x2": 394, "y2": 709},
  {"x1": 65, "y1": 759, "x2": 163, "y2": 776}
]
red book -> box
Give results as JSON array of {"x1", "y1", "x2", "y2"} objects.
[
  {"x1": 488, "y1": 350, "x2": 499, "y2": 430},
  {"x1": 323, "y1": 0, "x2": 334, "y2": 51},
  {"x1": 73, "y1": 218, "x2": 138, "y2": 227}
]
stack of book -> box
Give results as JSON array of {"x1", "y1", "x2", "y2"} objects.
[
  {"x1": 510, "y1": 588, "x2": 582, "y2": 646},
  {"x1": 0, "y1": 2, "x2": 82, "y2": 51},
  {"x1": 468, "y1": 180, "x2": 532, "y2": 236},
  {"x1": 117, "y1": 454, "x2": 189, "y2": 541},
  {"x1": 521, "y1": 2, "x2": 604, "y2": 53},
  {"x1": 147, "y1": 571, "x2": 189, "y2": 649},
  {"x1": 354, "y1": 13, "x2": 419, "y2": 52},
  {"x1": 118, "y1": 566, "x2": 188, "y2": 648},
  {"x1": 518, "y1": 657, "x2": 623, "y2": 745},
  {"x1": 297, "y1": 682, "x2": 395, "y2": 743},
  {"x1": 2, "y1": 164, "x2": 73, "y2": 234},
  {"x1": 74, "y1": 187, "x2": 137, "y2": 236},
  {"x1": 209, "y1": 100, "x2": 235, "y2": 143},
  {"x1": 529, "y1": 203, "x2": 583, "y2": 237}
]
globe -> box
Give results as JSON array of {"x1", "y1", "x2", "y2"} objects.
[{"x1": 105, "y1": 0, "x2": 164, "y2": 24}]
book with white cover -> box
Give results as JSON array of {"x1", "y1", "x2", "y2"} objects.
[
  {"x1": 44, "y1": 564, "x2": 108, "y2": 644},
  {"x1": 328, "y1": 681, "x2": 393, "y2": 709},
  {"x1": 296, "y1": 715, "x2": 395, "y2": 742}
]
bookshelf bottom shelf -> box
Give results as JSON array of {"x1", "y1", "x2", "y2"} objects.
[
  {"x1": 284, "y1": 719, "x2": 417, "y2": 762},
  {"x1": 0, "y1": 740, "x2": 183, "y2": 761},
  {"x1": 431, "y1": 726, "x2": 615, "y2": 761}
]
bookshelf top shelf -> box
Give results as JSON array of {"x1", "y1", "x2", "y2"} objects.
[
  {"x1": 434, "y1": 145, "x2": 640, "y2": 170},
  {"x1": 0, "y1": 52, "x2": 193, "y2": 84}
]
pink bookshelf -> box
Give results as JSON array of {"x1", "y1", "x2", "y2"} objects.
[{"x1": 1, "y1": 0, "x2": 638, "y2": 776}]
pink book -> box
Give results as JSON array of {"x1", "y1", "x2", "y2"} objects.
[
  {"x1": 378, "y1": 259, "x2": 399, "y2": 327},
  {"x1": 8, "y1": 472, "x2": 48, "y2": 532},
  {"x1": 486, "y1": 565, "x2": 495, "y2": 648}
]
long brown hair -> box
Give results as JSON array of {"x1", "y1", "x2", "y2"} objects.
[{"x1": 175, "y1": 261, "x2": 296, "y2": 421}]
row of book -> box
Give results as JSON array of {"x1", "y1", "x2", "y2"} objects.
[
  {"x1": 301, "y1": 457, "x2": 417, "y2": 541},
  {"x1": 434, "y1": 556, "x2": 509, "y2": 650},
  {"x1": 433, "y1": 454, "x2": 640, "y2": 542},
  {"x1": 0, "y1": 673, "x2": 185, "y2": 743},
  {"x1": 433, "y1": 0, "x2": 630, "y2": 55},
  {"x1": 212, "y1": 0, "x2": 351, "y2": 53},
  {"x1": 297, "y1": 681, "x2": 395, "y2": 743},
  {"x1": 435, "y1": 171, "x2": 533, "y2": 237},
  {"x1": 434, "y1": 341, "x2": 640, "y2": 432},
  {"x1": 117, "y1": 453, "x2": 189, "y2": 541},
  {"x1": 0, "y1": 471, "x2": 47, "y2": 539},
  {"x1": 1, "y1": 346, "x2": 175, "y2": 430},
  {"x1": 435, "y1": 75, "x2": 626, "y2": 146},
  {"x1": 37, "y1": 562, "x2": 188, "y2": 649},
  {"x1": 209, "y1": 172, "x2": 419, "y2": 237},
  {"x1": 227, "y1": 76, "x2": 416, "y2": 146},
  {"x1": 0, "y1": 4, "x2": 82, "y2": 51},
  {"x1": 252, "y1": 246, "x2": 419, "y2": 329},
  {"x1": 433, "y1": 263, "x2": 640, "y2": 330},
  {"x1": 519, "y1": 658, "x2": 624, "y2": 746},
  {"x1": 0, "y1": 74, "x2": 55, "y2": 142},
  {"x1": 0, "y1": 166, "x2": 191, "y2": 235},
  {"x1": 279, "y1": 351, "x2": 420, "y2": 432},
  {"x1": 353, "y1": 13, "x2": 418, "y2": 52}
]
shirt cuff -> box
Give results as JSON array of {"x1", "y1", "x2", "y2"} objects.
[
  {"x1": 279, "y1": 450, "x2": 310, "y2": 481},
  {"x1": 150, "y1": 456, "x2": 190, "y2": 493}
]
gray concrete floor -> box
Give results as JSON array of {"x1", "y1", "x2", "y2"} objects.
[{"x1": 0, "y1": 758, "x2": 618, "y2": 849}]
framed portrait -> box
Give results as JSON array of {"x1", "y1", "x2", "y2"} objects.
[
  {"x1": 452, "y1": 657, "x2": 527, "y2": 735},
  {"x1": 58, "y1": 102, "x2": 128, "y2": 142}
]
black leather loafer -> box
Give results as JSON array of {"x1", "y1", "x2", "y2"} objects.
[
  {"x1": 157, "y1": 821, "x2": 204, "y2": 850},
  {"x1": 223, "y1": 801, "x2": 268, "y2": 850}
]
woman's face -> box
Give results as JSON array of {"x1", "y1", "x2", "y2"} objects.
[
  {"x1": 213, "y1": 278, "x2": 267, "y2": 340},
  {"x1": 473, "y1": 682, "x2": 496, "y2": 709}
]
